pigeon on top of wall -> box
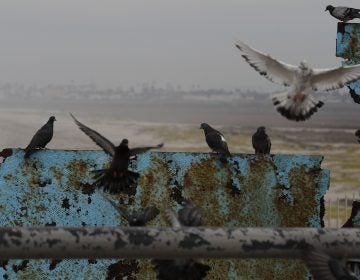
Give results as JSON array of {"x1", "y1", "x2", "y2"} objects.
[
  {"x1": 152, "y1": 201, "x2": 211, "y2": 280},
  {"x1": 235, "y1": 41, "x2": 360, "y2": 121},
  {"x1": 104, "y1": 196, "x2": 159, "y2": 226},
  {"x1": 252, "y1": 126, "x2": 271, "y2": 154},
  {"x1": 70, "y1": 113, "x2": 163, "y2": 194},
  {"x1": 24, "y1": 116, "x2": 56, "y2": 158},
  {"x1": 355, "y1": 129, "x2": 360, "y2": 143},
  {"x1": 342, "y1": 201, "x2": 360, "y2": 228},
  {"x1": 303, "y1": 245, "x2": 357, "y2": 280},
  {"x1": 200, "y1": 123, "x2": 230, "y2": 156},
  {"x1": 325, "y1": 5, "x2": 360, "y2": 22}
]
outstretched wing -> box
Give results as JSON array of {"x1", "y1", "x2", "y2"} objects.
[
  {"x1": 130, "y1": 143, "x2": 164, "y2": 156},
  {"x1": 140, "y1": 206, "x2": 160, "y2": 224},
  {"x1": 70, "y1": 113, "x2": 115, "y2": 156},
  {"x1": 235, "y1": 41, "x2": 296, "y2": 86},
  {"x1": 178, "y1": 201, "x2": 202, "y2": 227},
  {"x1": 311, "y1": 65, "x2": 360, "y2": 91},
  {"x1": 165, "y1": 209, "x2": 181, "y2": 228},
  {"x1": 304, "y1": 247, "x2": 337, "y2": 280}
]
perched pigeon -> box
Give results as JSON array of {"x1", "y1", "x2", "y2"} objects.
[
  {"x1": 24, "y1": 116, "x2": 56, "y2": 158},
  {"x1": 355, "y1": 130, "x2": 360, "y2": 143},
  {"x1": 303, "y1": 245, "x2": 357, "y2": 280},
  {"x1": 153, "y1": 202, "x2": 211, "y2": 280},
  {"x1": 200, "y1": 123, "x2": 230, "y2": 156},
  {"x1": 104, "y1": 196, "x2": 159, "y2": 226},
  {"x1": 342, "y1": 201, "x2": 360, "y2": 228},
  {"x1": 252, "y1": 126, "x2": 271, "y2": 154},
  {"x1": 71, "y1": 114, "x2": 163, "y2": 194},
  {"x1": 325, "y1": 5, "x2": 360, "y2": 22},
  {"x1": 235, "y1": 41, "x2": 360, "y2": 121}
]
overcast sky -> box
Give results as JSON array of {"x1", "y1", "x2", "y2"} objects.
[{"x1": 0, "y1": 0, "x2": 359, "y2": 91}]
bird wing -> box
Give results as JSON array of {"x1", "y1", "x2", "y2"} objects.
[
  {"x1": 70, "y1": 113, "x2": 115, "y2": 156},
  {"x1": 178, "y1": 201, "x2": 202, "y2": 226},
  {"x1": 311, "y1": 65, "x2": 360, "y2": 91},
  {"x1": 130, "y1": 143, "x2": 164, "y2": 156},
  {"x1": 333, "y1": 7, "x2": 353, "y2": 18},
  {"x1": 206, "y1": 131, "x2": 228, "y2": 150},
  {"x1": 304, "y1": 247, "x2": 338, "y2": 280},
  {"x1": 165, "y1": 209, "x2": 182, "y2": 228},
  {"x1": 235, "y1": 41, "x2": 296, "y2": 86},
  {"x1": 140, "y1": 206, "x2": 160, "y2": 224},
  {"x1": 26, "y1": 124, "x2": 53, "y2": 150}
]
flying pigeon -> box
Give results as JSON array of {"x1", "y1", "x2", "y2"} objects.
[
  {"x1": 104, "y1": 196, "x2": 159, "y2": 226},
  {"x1": 235, "y1": 41, "x2": 360, "y2": 121},
  {"x1": 70, "y1": 114, "x2": 163, "y2": 194},
  {"x1": 200, "y1": 123, "x2": 230, "y2": 156},
  {"x1": 303, "y1": 245, "x2": 357, "y2": 280},
  {"x1": 342, "y1": 201, "x2": 360, "y2": 228},
  {"x1": 152, "y1": 202, "x2": 211, "y2": 280},
  {"x1": 252, "y1": 126, "x2": 271, "y2": 154},
  {"x1": 325, "y1": 5, "x2": 360, "y2": 22},
  {"x1": 24, "y1": 116, "x2": 56, "y2": 158},
  {"x1": 355, "y1": 129, "x2": 360, "y2": 143}
]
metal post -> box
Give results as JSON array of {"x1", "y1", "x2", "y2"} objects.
[{"x1": 0, "y1": 227, "x2": 358, "y2": 260}]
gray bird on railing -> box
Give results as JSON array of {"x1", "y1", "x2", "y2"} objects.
[
  {"x1": 104, "y1": 196, "x2": 159, "y2": 226},
  {"x1": 152, "y1": 201, "x2": 210, "y2": 280},
  {"x1": 342, "y1": 201, "x2": 360, "y2": 228},
  {"x1": 235, "y1": 41, "x2": 360, "y2": 121},
  {"x1": 355, "y1": 130, "x2": 360, "y2": 144},
  {"x1": 303, "y1": 245, "x2": 357, "y2": 280},
  {"x1": 325, "y1": 5, "x2": 360, "y2": 22},
  {"x1": 71, "y1": 114, "x2": 163, "y2": 194},
  {"x1": 200, "y1": 123, "x2": 230, "y2": 157},
  {"x1": 252, "y1": 126, "x2": 271, "y2": 154},
  {"x1": 24, "y1": 116, "x2": 56, "y2": 158}
]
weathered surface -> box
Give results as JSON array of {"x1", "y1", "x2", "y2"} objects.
[
  {"x1": 0, "y1": 149, "x2": 329, "y2": 279},
  {"x1": 337, "y1": 22, "x2": 360, "y2": 103}
]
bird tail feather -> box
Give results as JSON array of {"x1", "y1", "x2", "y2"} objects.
[
  {"x1": 272, "y1": 92, "x2": 324, "y2": 121},
  {"x1": 91, "y1": 169, "x2": 139, "y2": 194}
]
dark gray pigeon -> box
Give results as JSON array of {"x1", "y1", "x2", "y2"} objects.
[
  {"x1": 342, "y1": 201, "x2": 360, "y2": 228},
  {"x1": 355, "y1": 130, "x2": 360, "y2": 143},
  {"x1": 104, "y1": 196, "x2": 159, "y2": 226},
  {"x1": 152, "y1": 201, "x2": 211, "y2": 280},
  {"x1": 24, "y1": 116, "x2": 56, "y2": 158},
  {"x1": 303, "y1": 245, "x2": 357, "y2": 280},
  {"x1": 200, "y1": 123, "x2": 230, "y2": 156},
  {"x1": 325, "y1": 5, "x2": 360, "y2": 22},
  {"x1": 71, "y1": 114, "x2": 163, "y2": 194},
  {"x1": 252, "y1": 126, "x2": 271, "y2": 154}
]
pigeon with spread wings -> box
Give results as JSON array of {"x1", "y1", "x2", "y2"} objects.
[
  {"x1": 235, "y1": 41, "x2": 360, "y2": 121},
  {"x1": 71, "y1": 114, "x2": 163, "y2": 194}
]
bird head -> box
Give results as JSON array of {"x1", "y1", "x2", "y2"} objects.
[
  {"x1": 325, "y1": 5, "x2": 334, "y2": 12},
  {"x1": 49, "y1": 116, "x2": 56, "y2": 122},
  {"x1": 120, "y1": 139, "x2": 129, "y2": 146},
  {"x1": 299, "y1": 61, "x2": 309, "y2": 70},
  {"x1": 200, "y1": 123, "x2": 210, "y2": 130},
  {"x1": 257, "y1": 126, "x2": 266, "y2": 132}
]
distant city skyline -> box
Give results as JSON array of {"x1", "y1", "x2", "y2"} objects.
[{"x1": 0, "y1": 0, "x2": 359, "y2": 92}]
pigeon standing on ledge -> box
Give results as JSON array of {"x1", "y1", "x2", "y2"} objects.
[
  {"x1": 71, "y1": 114, "x2": 163, "y2": 194},
  {"x1": 24, "y1": 116, "x2": 56, "y2": 158},
  {"x1": 325, "y1": 5, "x2": 360, "y2": 22},
  {"x1": 200, "y1": 123, "x2": 231, "y2": 156},
  {"x1": 235, "y1": 41, "x2": 360, "y2": 121},
  {"x1": 252, "y1": 127, "x2": 271, "y2": 154}
]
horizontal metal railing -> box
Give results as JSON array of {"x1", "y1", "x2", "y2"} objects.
[{"x1": 0, "y1": 227, "x2": 358, "y2": 259}]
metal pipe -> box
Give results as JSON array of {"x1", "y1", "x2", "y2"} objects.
[{"x1": 0, "y1": 227, "x2": 358, "y2": 259}]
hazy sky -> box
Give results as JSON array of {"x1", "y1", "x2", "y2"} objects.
[{"x1": 0, "y1": 0, "x2": 359, "y2": 91}]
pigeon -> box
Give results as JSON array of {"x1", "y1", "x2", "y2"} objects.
[
  {"x1": 303, "y1": 245, "x2": 357, "y2": 280},
  {"x1": 70, "y1": 114, "x2": 163, "y2": 194},
  {"x1": 355, "y1": 130, "x2": 360, "y2": 144},
  {"x1": 200, "y1": 123, "x2": 230, "y2": 156},
  {"x1": 24, "y1": 116, "x2": 56, "y2": 158},
  {"x1": 104, "y1": 196, "x2": 159, "y2": 226},
  {"x1": 152, "y1": 202, "x2": 211, "y2": 280},
  {"x1": 342, "y1": 201, "x2": 360, "y2": 228},
  {"x1": 235, "y1": 41, "x2": 360, "y2": 121},
  {"x1": 325, "y1": 5, "x2": 360, "y2": 22},
  {"x1": 252, "y1": 126, "x2": 271, "y2": 154}
]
